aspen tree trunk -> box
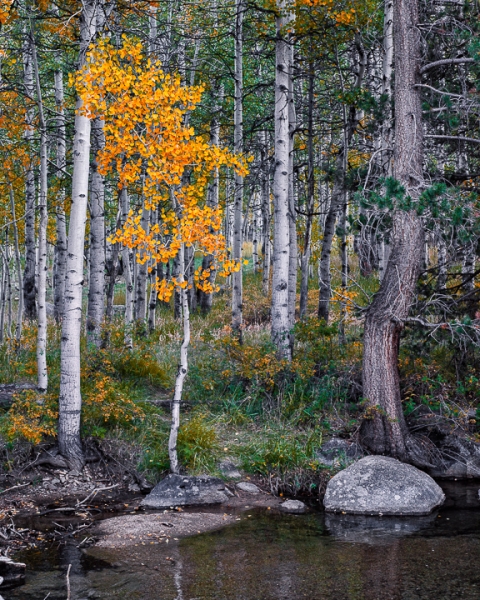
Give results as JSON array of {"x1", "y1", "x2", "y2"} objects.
[
  {"x1": 105, "y1": 239, "x2": 119, "y2": 321},
  {"x1": 232, "y1": 0, "x2": 244, "y2": 338},
  {"x1": 299, "y1": 68, "x2": 315, "y2": 319},
  {"x1": 31, "y1": 27, "x2": 48, "y2": 392},
  {"x1": 0, "y1": 250, "x2": 5, "y2": 343},
  {"x1": 22, "y1": 28, "x2": 37, "y2": 321},
  {"x1": 318, "y1": 38, "x2": 365, "y2": 322},
  {"x1": 120, "y1": 187, "x2": 134, "y2": 348},
  {"x1": 134, "y1": 201, "x2": 149, "y2": 330},
  {"x1": 261, "y1": 132, "x2": 271, "y2": 296},
  {"x1": 9, "y1": 186, "x2": 23, "y2": 343},
  {"x1": 199, "y1": 87, "x2": 222, "y2": 313},
  {"x1": 168, "y1": 242, "x2": 190, "y2": 474},
  {"x1": 58, "y1": 2, "x2": 97, "y2": 471},
  {"x1": 86, "y1": 116, "x2": 106, "y2": 347},
  {"x1": 287, "y1": 40, "x2": 297, "y2": 335},
  {"x1": 147, "y1": 212, "x2": 158, "y2": 333},
  {"x1": 271, "y1": 0, "x2": 293, "y2": 360},
  {"x1": 360, "y1": 0, "x2": 425, "y2": 461},
  {"x1": 53, "y1": 12, "x2": 67, "y2": 322}
]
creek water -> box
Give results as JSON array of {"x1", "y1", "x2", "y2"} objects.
[{"x1": 7, "y1": 481, "x2": 480, "y2": 600}]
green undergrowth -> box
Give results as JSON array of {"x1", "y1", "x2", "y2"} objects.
[{"x1": 1, "y1": 264, "x2": 479, "y2": 495}]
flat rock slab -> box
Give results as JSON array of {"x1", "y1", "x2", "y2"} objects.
[
  {"x1": 95, "y1": 512, "x2": 236, "y2": 548},
  {"x1": 141, "y1": 474, "x2": 229, "y2": 509},
  {"x1": 279, "y1": 500, "x2": 306, "y2": 514},
  {"x1": 236, "y1": 482, "x2": 261, "y2": 494},
  {"x1": 324, "y1": 455, "x2": 445, "y2": 516}
]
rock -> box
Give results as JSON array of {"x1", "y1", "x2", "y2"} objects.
[
  {"x1": 218, "y1": 460, "x2": 242, "y2": 480},
  {"x1": 141, "y1": 474, "x2": 229, "y2": 509},
  {"x1": 324, "y1": 455, "x2": 445, "y2": 516},
  {"x1": 279, "y1": 499, "x2": 306, "y2": 514},
  {"x1": 236, "y1": 482, "x2": 261, "y2": 494},
  {"x1": 0, "y1": 556, "x2": 26, "y2": 589},
  {"x1": 316, "y1": 438, "x2": 364, "y2": 467},
  {"x1": 428, "y1": 435, "x2": 480, "y2": 479}
]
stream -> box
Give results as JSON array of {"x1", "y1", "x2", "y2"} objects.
[{"x1": 6, "y1": 481, "x2": 480, "y2": 600}]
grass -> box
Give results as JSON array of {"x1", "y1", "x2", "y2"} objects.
[{"x1": 0, "y1": 245, "x2": 478, "y2": 497}]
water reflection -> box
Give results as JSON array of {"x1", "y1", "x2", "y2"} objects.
[
  {"x1": 324, "y1": 512, "x2": 437, "y2": 544},
  {"x1": 7, "y1": 483, "x2": 480, "y2": 600}
]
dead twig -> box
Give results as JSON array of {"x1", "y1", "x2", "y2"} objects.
[
  {"x1": 66, "y1": 563, "x2": 71, "y2": 600},
  {"x1": 0, "y1": 482, "x2": 31, "y2": 495}
]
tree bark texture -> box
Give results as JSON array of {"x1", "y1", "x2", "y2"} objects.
[
  {"x1": 360, "y1": 0, "x2": 425, "y2": 461},
  {"x1": 22, "y1": 29, "x2": 37, "y2": 321},
  {"x1": 58, "y1": 2, "x2": 97, "y2": 471},
  {"x1": 232, "y1": 0, "x2": 244, "y2": 337},
  {"x1": 53, "y1": 53, "x2": 67, "y2": 323},
  {"x1": 31, "y1": 27, "x2": 48, "y2": 392},
  {"x1": 271, "y1": 0, "x2": 293, "y2": 360},
  {"x1": 87, "y1": 117, "x2": 106, "y2": 347}
]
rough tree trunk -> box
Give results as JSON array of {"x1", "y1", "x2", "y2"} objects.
[{"x1": 360, "y1": 0, "x2": 425, "y2": 462}]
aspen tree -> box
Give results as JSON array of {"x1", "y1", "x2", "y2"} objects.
[
  {"x1": 30, "y1": 24, "x2": 48, "y2": 392},
  {"x1": 271, "y1": 0, "x2": 293, "y2": 360},
  {"x1": 58, "y1": 1, "x2": 98, "y2": 470},
  {"x1": 232, "y1": 0, "x2": 244, "y2": 338}
]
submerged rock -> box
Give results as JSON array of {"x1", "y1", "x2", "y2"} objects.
[
  {"x1": 141, "y1": 474, "x2": 229, "y2": 509},
  {"x1": 0, "y1": 556, "x2": 26, "y2": 589},
  {"x1": 324, "y1": 455, "x2": 445, "y2": 516},
  {"x1": 236, "y1": 482, "x2": 261, "y2": 494},
  {"x1": 279, "y1": 499, "x2": 306, "y2": 514}
]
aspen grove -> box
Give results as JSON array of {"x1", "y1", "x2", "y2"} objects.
[{"x1": 0, "y1": 0, "x2": 478, "y2": 483}]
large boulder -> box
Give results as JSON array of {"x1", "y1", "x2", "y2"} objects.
[
  {"x1": 324, "y1": 455, "x2": 445, "y2": 516},
  {"x1": 141, "y1": 474, "x2": 229, "y2": 509}
]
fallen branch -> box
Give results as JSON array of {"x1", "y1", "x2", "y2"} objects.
[{"x1": 0, "y1": 482, "x2": 31, "y2": 495}]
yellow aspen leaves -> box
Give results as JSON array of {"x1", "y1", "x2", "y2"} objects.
[{"x1": 74, "y1": 37, "x2": 248, "y2": 301}]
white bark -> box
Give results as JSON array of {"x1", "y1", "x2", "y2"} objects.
[
  {"x1": 31, "y1": 26, "x2": 48, "y2": 392},
  {"x1": 86, "y1": 116, "x2": 106, "y2": 347},
  {"x1": 53, "y1": 10, "x2": 67, "y2": 323},
  {"x1": 120, "y1": 187, "x2": 134, "y2": 348},
  {"x1": 168, "y1": 242, "x2": 190, "y2": 475},
  {"x1": 10, "y1": 186, "x2": 23, "y2": 343},
  {"x1": 22, "y1": 27, "x2": 37, "y2": 321},
  {"x1": 261, "y1": 131, "x2": 271, "y2": 296},
  {"x1": 232, "y1": 0, "x2": 244, "y2": 336},
  {"x1": 271, "y1": 0, "x2": 293, "y2": 360},
  {"x1": 287, "y1": 38, "x2": 297, "y2": 335},
  {"x1": 58, "y1": 2, "x2": 97, "y2": 470}
]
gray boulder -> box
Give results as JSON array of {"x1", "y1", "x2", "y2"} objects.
[
  {"x1": 279, "y1": 500, "x2": 306, "y2": 514},
  {"x1": 219, "y1": 460, "x2": 242, "y2": 480},
  {"x1": 324, "y1": 455, "x2": 445, "y2": 516},
  {"x1": 141, "y1": 474, "x2": 229, "y2": 509},
  {"x1": 236, "y1": 481, "x2": 261, "y2": 494},
  {"x1": 316, "y1": 438, "x2": 364, "y2": 467}
]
